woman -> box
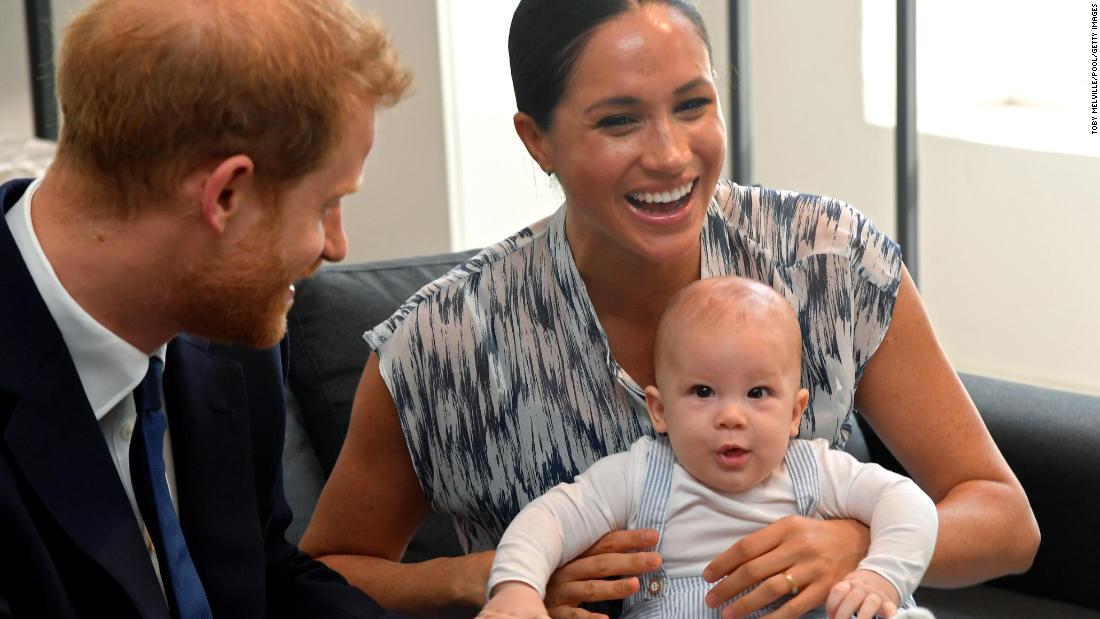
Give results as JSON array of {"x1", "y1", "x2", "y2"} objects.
[{"x1": 300, "y1": 1, "x2": 1039, "y2": 617}]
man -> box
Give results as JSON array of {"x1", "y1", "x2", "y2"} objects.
[{"x1": 0, "y1": 0, "x2": 409, "y2": 617}]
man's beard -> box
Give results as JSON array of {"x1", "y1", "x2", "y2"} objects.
[{"x1": 174, "y1": 232, "x2": 316, "y2": 349}]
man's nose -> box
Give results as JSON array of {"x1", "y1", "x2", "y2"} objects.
[{"x1": 322, "y1": 206, "x2": 347, "y2": 263}]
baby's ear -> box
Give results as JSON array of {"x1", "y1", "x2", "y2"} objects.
[
  {"x1": 790, "y1": 388, "x2": 809, "y2": 437},
  {"x1": 645, "y1": 385, "x2": 668, "y2": 433}
]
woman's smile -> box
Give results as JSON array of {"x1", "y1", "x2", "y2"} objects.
[{"x1": 625, "y1": 177, "x2": 698, "y2": 223}]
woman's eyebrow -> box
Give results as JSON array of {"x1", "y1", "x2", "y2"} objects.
[{"x1": 582, "y1": 77, "x2": 712, "y2": 114}]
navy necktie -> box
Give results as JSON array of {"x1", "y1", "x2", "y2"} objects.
[{"x1": 134, "y1": 357, "x2": 214, "y2": 619}]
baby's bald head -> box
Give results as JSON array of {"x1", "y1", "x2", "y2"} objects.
[{"x1": 654, "y1": 276, "x2": 803, "y2": 388}]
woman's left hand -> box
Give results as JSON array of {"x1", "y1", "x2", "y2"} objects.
[{"x1": 701, "y1": 515, "x2": 871, "y2": 619}]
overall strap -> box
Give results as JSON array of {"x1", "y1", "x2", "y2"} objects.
[
  {"x1": 625, "y1": 436, "x2": 677, "y2": 612},
  {"x1": 785, "y1": 439, "x2": 821, "y2": 517}
]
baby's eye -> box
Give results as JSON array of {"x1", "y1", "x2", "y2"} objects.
[
  {"x1": 746, "y1": 386, "x2": 767, "y2": 399},
  {"x1": 692, "y1": 385, "x2": 714, "y2": 398}
]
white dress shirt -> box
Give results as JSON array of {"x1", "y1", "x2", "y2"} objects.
[{"x1": 6, "y1": 177, "x2": 177, "y2": 584}]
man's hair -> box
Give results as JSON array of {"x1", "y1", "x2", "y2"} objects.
[{"x1": 53, "y1": 0, "x2": 411, "y2": 214}]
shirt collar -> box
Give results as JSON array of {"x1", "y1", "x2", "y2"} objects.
[{"x1": 5, "y1": 177, "x2": 168, "y2": 419}]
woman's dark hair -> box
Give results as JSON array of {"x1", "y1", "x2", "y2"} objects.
[{"x1": 508, "y1": 0, "x2": 712, "y2": 129}]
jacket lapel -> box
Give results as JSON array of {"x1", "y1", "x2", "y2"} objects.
[
  {"x1": 165, "y1": 336, "x2": 264, "y2": 616},
  {"x1": 4, "y1": 359, "x2": 171, "y2": 619},
  {"x1": 0, "y1": 179, "x2": 170, "y2": 619}
]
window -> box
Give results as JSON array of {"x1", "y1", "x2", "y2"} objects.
[{"x1": 862, "y1": 0, "x2": 1098, "y2": 157}]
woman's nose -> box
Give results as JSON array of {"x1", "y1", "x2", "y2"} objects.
[{"x1": 641, "y1": 118, "x2": 691, "y2": 174}]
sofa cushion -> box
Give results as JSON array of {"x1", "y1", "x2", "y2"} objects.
[
  {"x1": 286, "y1": 251, "x2": 477, "y2": 476},
  {"x1": 915, "y1": 584, "x2": 1100, "y2": 619}
]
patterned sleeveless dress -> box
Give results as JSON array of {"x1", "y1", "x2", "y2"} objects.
[{"x1": 364, "y1": 180, "x2": 902, "y2": 553}]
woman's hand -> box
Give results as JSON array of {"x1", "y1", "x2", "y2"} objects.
[
  {"x1": 702, "y1": 516, "x2": 870, "y2": 619},
  {"x1": 825, "y1": 569, "x2": 900, "y2": 619},
  {"x1": 543, "y1": 528, "x2": 662, "y2": 619}
]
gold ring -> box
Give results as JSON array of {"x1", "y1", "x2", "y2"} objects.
[{"x1": 784, "y1": 573, "x2": 799, "y2": 595}]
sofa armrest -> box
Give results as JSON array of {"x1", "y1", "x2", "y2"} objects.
[
  {"x1": 856, "y1": 373, "x2": 1100, "y2": 611},
  {"x1": 959, "y1": 374, "x2": 1100, "y2": 610}
]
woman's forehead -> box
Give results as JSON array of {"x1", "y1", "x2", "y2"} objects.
[{"x1": 565, "y1": 4, "x2": 713, "y2": 98}]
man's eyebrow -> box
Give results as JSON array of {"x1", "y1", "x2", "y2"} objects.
[{"x1": 582, "y1": 78, "x2": 712, "y2": 114}]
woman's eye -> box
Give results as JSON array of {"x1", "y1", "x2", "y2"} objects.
[
  {"x1": 747, "y1": 387, "x2": 766, "y2": 399},
  {"x1": 596, "y1": 115, "x2": 636, "y2": 129},
  {"x1": 676, "y1": 97, "x2": 712, "y2": 114},
  {"x1": 692, "y1": 385, "x2": 714, "y2": 398}
]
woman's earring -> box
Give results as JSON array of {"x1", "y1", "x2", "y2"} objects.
[{"x1": 543, "y1": 166, "x2": 554, "y2": 177}]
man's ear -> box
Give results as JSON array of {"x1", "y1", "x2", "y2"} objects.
[
  {"x1": 645, "y1": 385, "x2": 669, "y2": 433},
  {"x1": 513, "y1": 112, "x2": 555, "y2": 174},
  {"x1": 195, "y1": 155, "x2": 256, "y2": 235},
  {"x1": 790, "y1": 387, "x2": 809, "y2": 437}
]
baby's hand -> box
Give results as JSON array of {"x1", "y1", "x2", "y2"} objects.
[
  {"x1": 825, "y1": 569, "x2": 900, "y2": 619},
  {"x1": 477, "y1": 581, "x2": 551, "y2": 619}
]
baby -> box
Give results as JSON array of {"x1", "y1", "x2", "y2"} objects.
[{"x1": 478, "y1": 276, "x2": 940, "y2": 619}]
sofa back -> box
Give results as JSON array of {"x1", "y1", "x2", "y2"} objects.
[
  {"x1": 287, "y1": 251, "x2": 477, "y2": 476},
  {"x1": 284, "y1": 251, "x2": 1100, "y2": 609}
]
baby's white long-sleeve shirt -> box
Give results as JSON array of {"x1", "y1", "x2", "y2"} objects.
[{"x1": 489, "y1": 437, "x2": 938, "y2": 603}]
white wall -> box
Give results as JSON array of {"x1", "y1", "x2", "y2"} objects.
[
  {"x1": 750, "y1": 0, "x2": 1100, "y2": 396},
  {"x1": 1, "y1": 4, "x2": 35, "y2": 139},
  {"x1": 435, "y1": 0, "x2": 562, "y2": 251},
  {"x1": 46, "y1": 0, "x2": 453, "y2": 265},
  {"x1": 345, "y1": 1, "x2": 451, "y2": 263}
]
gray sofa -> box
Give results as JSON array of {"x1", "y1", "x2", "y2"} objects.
[{"x1": 281, "y1": 251, "x2": 1100, "y2": 619}]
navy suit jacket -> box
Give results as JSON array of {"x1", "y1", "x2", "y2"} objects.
[{"x1": 0, "y1": 179, "x2": 392, "y2": 618}]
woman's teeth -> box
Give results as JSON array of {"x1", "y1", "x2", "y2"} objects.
[{"x1": 627, "y1": 180, "x2": 694, "y2": 204}]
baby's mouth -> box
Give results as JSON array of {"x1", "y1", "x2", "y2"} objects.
[{"x1": 716, "y1": 445, "x2": 750, "y2": 469}]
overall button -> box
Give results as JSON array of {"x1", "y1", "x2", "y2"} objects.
[{"x1": 647, "y1": 577, "x2": 663, "y2": 596}]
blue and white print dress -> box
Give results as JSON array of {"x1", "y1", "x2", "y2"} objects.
[{"x1": 364, "y1": 180, "x2": 902, "y2": 553}]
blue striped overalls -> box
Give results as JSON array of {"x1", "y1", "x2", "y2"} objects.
[{"x1": 621, "y1": 436, "x2": 919, "y2": 618}]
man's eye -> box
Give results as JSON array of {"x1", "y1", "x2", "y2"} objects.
[
  {"x1": 747, "y1": 387, "x2": 766, "y2": 399},
  {"x1": 692, "y1": 385, "x2": 714, "y2": 398}
]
